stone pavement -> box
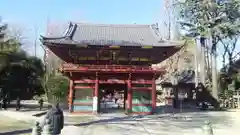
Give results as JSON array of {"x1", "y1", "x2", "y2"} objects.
[
  {"x1": 61, "y1": 111, "x2": 240, "y2": 135},
  {"x1": 0, "y1": 109, "x2": 95, "y2": 125},
  {"x1": 1, "y1": 108, "x2": 240, "y2": 135}
]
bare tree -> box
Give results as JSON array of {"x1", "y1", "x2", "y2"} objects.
[
  {"x1": 160, "y1": 42, "x2": 194, "y2": 83},
  {"x1": 221, "y1": 36, "x2": 238, "y2": 69},
  {"x1": 6, "y1": 24, "x2": 27, "y2": 44}
]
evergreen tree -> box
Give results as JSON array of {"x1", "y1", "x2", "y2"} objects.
[
  {"x1": 0, "y1": 20, "x2": 45, "y2": 101},
  {"x1": 176, "y1": 0, "x2": 240, "y2": 100}
]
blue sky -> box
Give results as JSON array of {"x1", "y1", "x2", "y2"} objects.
[
  {"x1": 1, "y1": 0, "x2": 163, "y2": 58},
  {"x1": 0, "y1": 0, "x2": 239, "y2": 69}
]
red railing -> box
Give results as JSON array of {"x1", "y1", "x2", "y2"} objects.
[
  {"x1": 61, "y1": 64, "x2": 164, "y2": 72},
  {"x1": 73, "y1": 79, "x2": 154, "y2": 84},
  {"x1": 62, "y1": 64, "x2": 151, "y2": 69}
]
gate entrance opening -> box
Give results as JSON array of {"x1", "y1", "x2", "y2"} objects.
[{"x1": 99, "y1": 84, "x2": 127, "y2": 113}]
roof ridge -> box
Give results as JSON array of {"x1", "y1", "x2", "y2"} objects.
[
  {"x1": 72, "y1": 22, "x2": 151, "y2": 28},
  {"x1": 42, "y1": 21, "x2": 184, "y2": 47}
]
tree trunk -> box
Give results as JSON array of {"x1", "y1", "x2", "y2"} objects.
[
  {"x1": 206, "y1": 47, "x2": 212, "y2": 80},
  {"x1": 211, "y1": 37, "x2": 218, "y2": 101},
  {"x1": 194, "y1": 39, "x2": 199, "y2": 87},
  {"x1": 200, "y1": 37, "x2": 206, "y2": 85}
]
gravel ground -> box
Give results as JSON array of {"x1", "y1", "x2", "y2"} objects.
[
  {"x1": 1, "y1": 109, "x2": 240, "y2": 135},
  {"x1": 0, "y1": 116, "x2": 32, "y2": 134},
  {"x1": 61, "y1": 110, "x2": 240, "y2": 135}
]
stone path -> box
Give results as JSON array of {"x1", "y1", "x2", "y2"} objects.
[
  {"x1": 1, "y1": 109, "x2": 240, "y2": 135},
  {"x1": 60, "y1": 110, "x2": 240, "y2": 135}
]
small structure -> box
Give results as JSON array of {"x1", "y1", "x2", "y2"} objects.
[
  {"x1": 42, "y1": 119, "x2": 52, "y2": 135},
  {"x1": 41, "y1": 22, "x2": 183, "y2": 114},
  {"x1": 156, "y1": 42, "x2": 197, "y2": 108},
  {"x1": 32, "y1": 121, "x2": 41, "y2": 135},
  {"x1": 233, "y1": 90, "x2": 240, "y2": 108},
  {"x1": 202, "y1": 121, "x2": 214, "y2": 135}
]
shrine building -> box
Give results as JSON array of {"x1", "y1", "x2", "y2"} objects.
[{"x1": 41, "y1": 22, "x2": 183, "y2": 114}]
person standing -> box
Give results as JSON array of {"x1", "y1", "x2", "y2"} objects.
[
  {"x1": 41, "y1": 103, "x2": 64, "y2": 135},
  {"x1": 38, "y1": 98, "x2": 43, "y2": 110},
  {"x1": 0, "y1": 98, "x2": 2, "y2": 110},
  {"x1": 2, "y1": 95, "x2": 7, "y2": 110},
  {"x1": 0, "y1": 89, "x2": 2, "y2": 109},
  {"x1": 16, "y1": 97, "x2": 21, "y2": 111}
]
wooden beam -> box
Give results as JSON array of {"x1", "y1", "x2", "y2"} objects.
[
  {"x1": 74, "y1": 80, "x2": 95, "y2": 83},
  {"x1": 99, "y1": 80, "x2": 125, "y2": 84},
  {"x1": 131, "y1": 87, "x2": 152, "y2": 91},
  {"x1": 74, "y1": 86, "x2": 95, "y2": 89},
  {"x1": 132, "y1": 80, "x2": 152, "y2": 84}
]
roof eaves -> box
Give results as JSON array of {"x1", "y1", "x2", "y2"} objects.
[
  {"x1": 40, "y1": 22, "x2": 77, "y2": 43},
  {"x1": 42, "y1": 38, "x2": 79, "y2": 46},
  {"x1": 64, "y1": 22, "x2": 77, "y2": 40},
  {"x1": 154, "y1": 40, "x2": 185, "y2": 47},
  {"x1": 39, "y1": 35, "x2": 67, "y2": 45}
]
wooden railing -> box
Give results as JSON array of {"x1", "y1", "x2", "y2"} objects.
[
  {"x1": 62, "y1": 64, "x2": 150, "y2": 69},
  {"x1": 61, "y1": 64, "x2": 164, "y2": 72}
]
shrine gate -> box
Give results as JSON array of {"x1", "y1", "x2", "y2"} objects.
[{"x1": 41, "y1": 22, "x2": 182, "y2": 114}]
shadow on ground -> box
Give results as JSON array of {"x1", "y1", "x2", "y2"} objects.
[
  {"x1": 0, "y1": 103, "x2": 234, "y2": 135},
  {"x1": 73, "y1": 107, "x2": 233, "y2": 134},
  {"x1": 0, "y1": 129, "x2": 32, "y2": 135}
]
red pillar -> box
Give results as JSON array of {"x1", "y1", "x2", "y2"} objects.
[
  {"x1": 95, "y1": 78, "x2": 99, "y2": 97},
  {"x1": 94, "y1": 74, "x2": 99, "y2": 113},
  {"x1": 152, "y1": 75, "x2": 156, "y2": 113},
  {"x1": 68, "y1": 79, "x2": 74, "y2": 112},
  {"x1": 127, "y1": 74, "x2": 132, "y2": 113}
]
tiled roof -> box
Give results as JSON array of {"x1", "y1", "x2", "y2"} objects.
[
  {"x1": 42, "y1": 22, "x2": 183, "y2": 47},
  {"x1": 156, "y1": 69, "x2": 196, "y2": 85}
]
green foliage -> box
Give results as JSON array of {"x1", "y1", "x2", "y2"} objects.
[
  {"x1": 0, "y1": 24, "x2": 21, "y2": 54},
  {"x1": 218, "y1": 70, "x2": 240, "y2": 99},
  {"x1": 0, "y1": 21, "x2": 45, "y2": 100},
  {"x1": 232, "y1": 73, "x2": 240, "y2": 90},
  {"x1": 0, "y1": 52, "x2": 45, "y2": 99},
  {"x1": 46, "y1": 74, "x2": 69, "y2": 102},
  {"x1": 176, "y1": 0, "x2": 240, "y2": 42},
  {"x1": 177, "y1": 0, "x2": 240, "y2": 99},
  {"x1": 219, "y1": 70, "x2": 230, "y2": 92}
]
